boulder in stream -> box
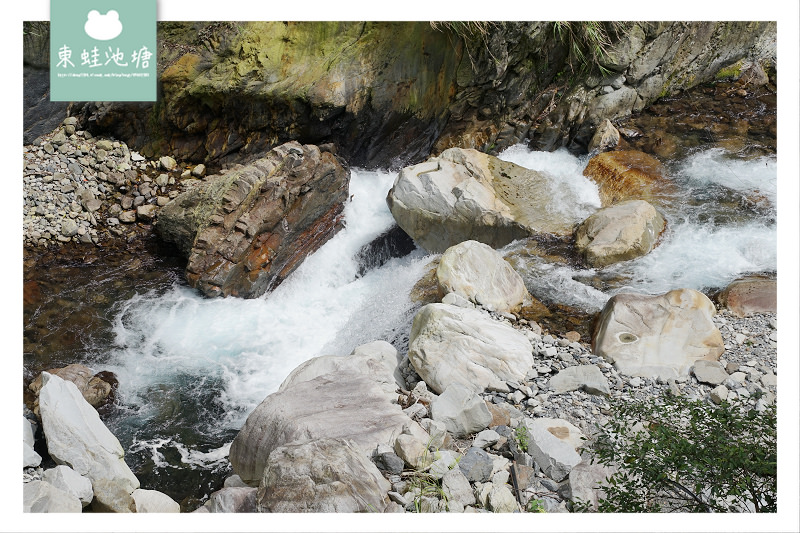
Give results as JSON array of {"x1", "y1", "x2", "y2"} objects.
[
  {"x1": 582, "y1": 150, "x2": 673, "y2": 207},
  {"x1": 436, "y1": 240, "x2": 531, "y2": 313},
  {"x1": 387, "y1": 147, "x2": 592, "y2": 253},
  {"x1": 574, "y1": 199, "x2": 666, "y2": 268},
  {"x1": 156, "y1": 141, "x2": 350, "y2": 298}
]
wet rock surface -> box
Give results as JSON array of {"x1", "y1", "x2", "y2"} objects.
[{"x1": 156, "y1": 141, "x2": 350, "y2": 298}]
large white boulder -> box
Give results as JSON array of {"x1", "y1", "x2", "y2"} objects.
[
  {"x1": 592, "y1": 289, "x2": 724, "y2": 379},
  {"x1": 229, "y1": 342, "x2": 428, "y2": 485},
  {"x1": 23, "y1": 480, "x2": 82, "y2": 513},
  {"x1": 520, "y1": 418, "x2": 583, "y2": 482},
  {"x1": 38, "y1": 372, "x2": 139, "y2": 491},
  {"x1": 387, "y1": 148, "x2": 593, "y2": 252},
  {"x1": 257, "y1": 438, "x2": 391, "y2": 512},
  {"x1": 408, "y1": 303, "x2": 534, "y2": 394},
  {"x1": 436, "y1": 240, "x2": 530, "y2": 313}
]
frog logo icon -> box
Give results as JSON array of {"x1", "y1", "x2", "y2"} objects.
[{"x1": 84, "y1": 10, "x2": 123, "y2": 41}]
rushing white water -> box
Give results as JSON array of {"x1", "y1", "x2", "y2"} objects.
[
  {"x1": 104, "y1": 169, "x2": 433, "y2": 465},
  {"x1": 496, "y1": 145, "x2": 777, "y2": 311},
  {"x1": 102, "y1": 144, "x2": 776, "y2": 474}
]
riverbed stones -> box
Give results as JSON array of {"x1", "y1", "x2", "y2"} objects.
[
  {"x1": 408, "y1": 303, "x2": 534, "y2": 395},
  {"x1": 582, "y1": 150, "x2": 672, "y2": 207},
  {"x1": 156, "y1": 141, "x2": 350, "y2": 298},
  {"x1": 574, "y1": 200, "x2": 665, "y2": 268},
  {"x1": 436, "y1": 240, "x2": 531, "y2": 313},
  {"x1": 717, "y1": 276, "x2": 777, "y2": 317},
  {"x1": 257, "y1": 438, "x2": 391, "y2": 512},
  {"x1": 387, "y1": 147, "x2": 591, "y2": 253},
  {"x1": 592, "y1": 289, "x2": 724, "y2": 379},
  {"x1": 37, "y1": 372, "x2": 139, "y2": 492}
]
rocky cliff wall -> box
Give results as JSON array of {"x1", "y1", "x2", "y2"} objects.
[{"x1": 24, "y1": 21, "x2": 776, "y2": 168}]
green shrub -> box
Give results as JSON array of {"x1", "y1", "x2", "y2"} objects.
[{"x1": 574, "y1": 392, "x2": 777, "y2": 513}]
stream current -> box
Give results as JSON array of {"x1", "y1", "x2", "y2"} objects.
[{"x1": 22, "y1": 86, "x2": 778, "y2": 509}]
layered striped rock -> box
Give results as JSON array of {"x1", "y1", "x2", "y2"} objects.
[
  {"x1": 582, "y1": 150, "x2": 673, "y2": 207},
  {"x1": 156, "y1": 141, "x2": 349, "y2": 298}
]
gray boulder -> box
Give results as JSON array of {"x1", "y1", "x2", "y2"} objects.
[
  {"x1": 548, "y1": 365, "x2": 610, "y2": 396},
  {"x1": 430, "y1": 383, "x2": 492, "y2": 438},
  {"x1": 442, "y1": 468, "x2": 476, "y2": 507},
  {"x1": 387, "y1": 147, "x2": 593, "y2": 253},
  {"x1": 408, "y1": 303, "x2": 534, "y2": 395},
  {"x1": 458, "y1": 447, "x2": 494, "y2": 483},
  {"x1": 23, "y1": 481, "x2": 82, "y2": 513},
  {"x1": 38, "y1": 373, "x2": 139, "y2": 492},
  {"x1": 204, "y1": 487, "x2": 258, "y2": 513},
  {"x1": 593, "y1": 289, "x2": 724, "y2": 379},
  {"x1": 229, "y1": 342, "x2": 427, "y2": 485},
  {"x1": 567, "y1": 461, "x2": 615, "y2": 511},
  {"x1": 257, "y1": 438, "x2": 391, "y2": 512},
  {"x1": 436, "y1": 240, "x2": 531, "y2": 313},
  {"x1": 574, "y1": 200, "x2": 665, "y2": 268}
]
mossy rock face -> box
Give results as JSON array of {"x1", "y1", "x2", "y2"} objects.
[
  {"x1": 70, "y1": 21, "x2": 775, "y2": 167},
  {"x1": 94, "y1": 21, "x2": 461, "y2": 168}
]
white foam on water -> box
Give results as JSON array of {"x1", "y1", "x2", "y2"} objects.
[
  {"x1": 497, "y1": 145, "x2": 602, "y2": 222},
  {"x1": 605, "y1": 220, "x2": 778, "y2": 296},
  {"x1": 676, "y1": 148, "x2": 777, "y2": 205},
  {"x1": 105, "y1": 169, "x2": 428, "y2": 436},
  {"x1": 174, "y1": 442, "x2": 232, "y2": 469}
]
